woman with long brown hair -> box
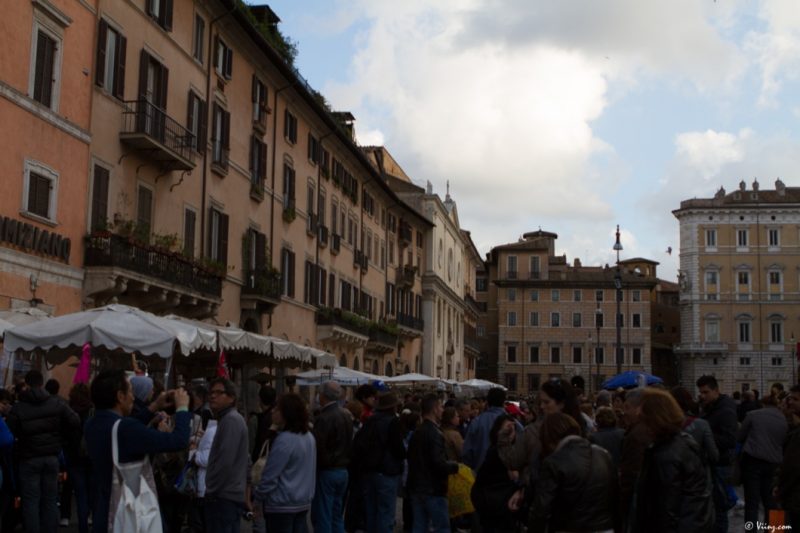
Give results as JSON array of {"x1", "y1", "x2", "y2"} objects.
[
  {"x1": 630, "y1": 389, "x2": 713, "y2": 532},
  {"x1": 528, "y1": 413, "x2": 617, "y2": 533}
]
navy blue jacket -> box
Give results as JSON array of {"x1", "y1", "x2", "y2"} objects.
[{"x1": 85, "y1": 408, "x2": 191, "y2": 533}]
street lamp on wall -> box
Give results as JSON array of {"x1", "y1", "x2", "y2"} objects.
[{"x1": 614, "y1": 225, "x2": 623, "y2": 376}]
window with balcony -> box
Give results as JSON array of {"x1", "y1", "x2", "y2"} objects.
[
  {"x1": 24, "y1": 161, "x2": 58, "y2": 223},
  {"x1": 95, "y1": 20, "x2": 126, "y2": 99},
  {"x1": 507, "y1": 255, "x2": 517, "y2": 278},
  {"x1": 211, "y1": 103, "x2": 230, "y2": 170},
  {"x1": 214, "y1": 36, "x2": 232, "y2": 79},
  {"x1": 90, "y1": 164, "x2": 109, "y2": 231},
  {"x1": 551, "y1": 289, "x2": 560, "y2": 302},
  {"x1": 183, "y1": 207, "x2": 196, "y2": 258},
  {"x1": 572, "y1": 313, "x2": 581, "y2": 328},
  {"x1": 551, "y1": 312, "x2": 560, "y2": 327},
  {"x1": 207, "y1": 206, "x2": 228, "y2": 267},
  {"x1": 186, "y1": 91, "x2": 207, "y2": 153},
  {"x1": 530, "y1": 256, "x2": 540, "y2": 278},
  {"x1": 705, "y1": 228, "x2": 717, "y2": 249},
  {"x1": 146, "y1": 0, "x2": 173, "y2": 30},
  {"x1": 529, "y1": 312, "x2": 539, "y2": 326},
  {"x1": 507, "y1": 345, "x2": 517, "y2": 363},
  {"x1": 192, "y1": 14, "x2": 205, "y2": 63},
  {"x1": 551, "y1": 346, "x2": 561, "y2": 364},
  {"x1": 280, "y1": 247, "x2": 295, "y2": 297},
  {"x1": 136, "y1": 185, "x2": 153, "y2": 240},
  {"x1": 284, "y1": 109, "x2": 298, "y2": 144},
  {"x1": 252, "y1": 76, "x2": 268, "y2": 129},
  {"x1": 507, "y1": 312, "x2": 517, "y2": 327},
  {"x1": 572, "y1": 346, "x2": 582, "y2": 364}
]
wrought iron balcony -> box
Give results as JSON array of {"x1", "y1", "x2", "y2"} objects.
[
  {"x1": 367, "y1": 326, "x2": 398, "y2": 353},
  {"x1": 316, "y1": 307, "x2": 370, "y2": 347},
  {"x1": 241, "y1": 267, "x2": 282, "y2": 313},
  {"x1": 119, "y1": 100, "x2": 195, "y2": 171},
  {"x1": 396, "y1": 312, "x2": 424, "y2": 333},
  {"x1": 396, "y1": 265, "x2": 416, "y2": 288}
]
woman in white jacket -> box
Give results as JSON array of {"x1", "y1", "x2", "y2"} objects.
[{"x1": 189, "y1": 420, "x2": 218, "y2": 532}]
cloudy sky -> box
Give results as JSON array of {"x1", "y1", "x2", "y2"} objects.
[{"x1": 261, "y1": 0, "x2": 800, "y2": 279}]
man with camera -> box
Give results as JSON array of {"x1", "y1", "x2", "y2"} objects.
[{"x1": 85, "y1": 369, "x2": 192, "y2": 533}]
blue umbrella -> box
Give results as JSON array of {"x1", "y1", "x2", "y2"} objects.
[{"x1": 602, "y1": 370, "x2": 663, "y2": 390}]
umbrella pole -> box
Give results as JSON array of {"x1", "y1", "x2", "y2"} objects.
[{"x1": 2, "y1": 348, "x2": 14, "y2": 389}]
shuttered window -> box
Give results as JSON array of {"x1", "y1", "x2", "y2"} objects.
[
  {"x1": 95, "y1": 20, "x2": 127, "y2": 99},
  {"x1": 207, "y1": 207, "x2": 229, "y2": 266},
  {"x1": 146, "y1": 0, "x2": 173, "y2": 31},
  {"x1": 281, "y1": 248, "x2": 295, "y2": 297},
  {"x1": 186, "y1": 91, "x2": 207, "y2": 153},
  {"x1": 183, "y1": 208, "x2": 196, "y2": 258},
  {"x1": 250, "y1": 136, "x2": 267, "y2": 187},
  {"x1": 91, "y1": 165, "x2": 110, "y2": 231},
  {"x1": 33, "y1": 30, "x2": 57, "y2": 107},
  {"x1": 136, "y1": 186, "x2": 153, "y2": 238},
  {"x1": 27, "y1": 172, "x2": 52, "y2": 218}
]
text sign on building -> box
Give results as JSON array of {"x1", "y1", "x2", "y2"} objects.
[{"x1": 0, "y1": 215, "x2": 71, "y2": 262}]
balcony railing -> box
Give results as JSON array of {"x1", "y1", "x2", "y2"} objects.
[
  {"x1": 396, "y1": 312, "x2": 424, "y2": 332},
  {"x1": 315, "y1": 308, "x2": 370, "y2": 337},
  {"x1": 396, "y1": 265, "x2": 416, "y2": 288},
  {"x1": 120, "y1": 100, "x2": 195, "y2": 171},
  {"x1": 369, "y1": 327, "x2": 398, "y2": 347},
  {"x1": 529, "y1": 271, "x2": 541, "y2": 280},
  {"x1": 85, "y1": 233, "x2": 222, "y2": 297},
  {"x1": 506, "y1": 271, "x2": 518, "y2": 280},
  {"x1": 241, "y1": 267, "x2": 281, "y2": 300}
]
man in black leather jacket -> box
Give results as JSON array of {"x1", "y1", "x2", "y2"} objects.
[
  {"x1": 311, "y1": 380, "x2": 353, "y2": 533},
  {"x1": 407, "y1": 393, "x2": 458, "y2": 532},
  {"x1": 697, "y1": 374, "x2": 737, "y2": 533},
  {"x1": 6, "y1": 370, "x2": 80, "y2": 533}
]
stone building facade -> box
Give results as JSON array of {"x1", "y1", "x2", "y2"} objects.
[
  {"x1": 478, "y1": 230, "x2": 658, "y2": 396},
  {"x1": 673, "y1": 179, "x2": 800, "y2": 393}
]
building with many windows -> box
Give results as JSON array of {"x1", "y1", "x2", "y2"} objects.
[
  {"x1": 0, "y1": 0, "x2": 440, "y2": 396},
  {"x1": 477, "y1": 230, "x2": 658, "y2": 395},
  {"x1": 673, "y1": 179, "x2": 800, "y2": 393}
]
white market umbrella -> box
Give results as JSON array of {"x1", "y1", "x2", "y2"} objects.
[
  {"x1": 4, "y1": 304, "x2": 217, "y2": 358},
  {"x1": 0, "y1": 307, "x2": 51, "y2": 337},
  {"x1": 384, "y1": 372, "x2": 443, "y2": 385},
  {"x1": 296, "y1": 366, "x2": 379, "y2": 386},
  {"x1": 459, "y1": 378, "x2": 507, "y2": 391}
]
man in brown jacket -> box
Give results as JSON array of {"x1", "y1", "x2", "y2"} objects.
[{"x1": 618, "y1": 389, "x2": 651, "y2": 527}]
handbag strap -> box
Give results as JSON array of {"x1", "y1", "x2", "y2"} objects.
[
  {"x1": 257, "y1": 438, "x2": 270, "y2": 460},
  {"x1": 112, "y1": 419, "x2": 122, "y2": 469}
]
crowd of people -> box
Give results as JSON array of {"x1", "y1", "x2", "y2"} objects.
[{"x1": 0, "y1": 369, "x2": 796, "y2": 532}]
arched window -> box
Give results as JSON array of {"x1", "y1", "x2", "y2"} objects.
[
  {"x1": 339, "y1": 354, "x2": 348, "y2": 368},
  {"x1": 385, "y1": 361, "x2": 394, "y2": 377}
]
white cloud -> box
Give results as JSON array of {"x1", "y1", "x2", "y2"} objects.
[
  {"x1": 745, "y1": 0, "x2": 800, "y2": 107},
  {"x1": 674, "y1": 129, "x2": 750, "y2": 181}
]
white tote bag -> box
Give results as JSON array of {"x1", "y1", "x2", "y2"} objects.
[{"x1": 109, "y1": 419, "x2": 163, "y2": 533}]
